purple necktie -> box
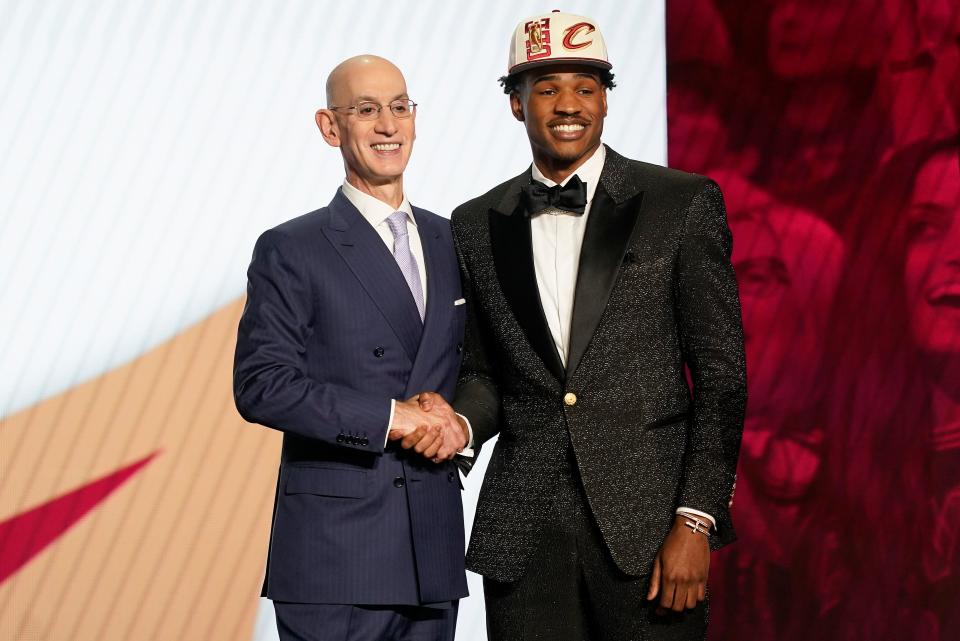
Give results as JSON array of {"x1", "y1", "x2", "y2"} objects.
[{"x1": 386, "y1": 211, "x2": 425, "y2": 321}]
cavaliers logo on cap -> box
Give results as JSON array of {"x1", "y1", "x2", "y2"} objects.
[
  {"x1": 562, "y1": 22, "x2": 595, "y2": 50},
  {"x1": 509, "y1": 11, "x2": 612, "y2": 73},
  {"x1": 525, "y1": 19, "x2": 552, "y2": 60}
]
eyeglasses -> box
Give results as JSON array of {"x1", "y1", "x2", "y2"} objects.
[{"x1": 328, "y1": 99, "x2": 417, "y2": 120}]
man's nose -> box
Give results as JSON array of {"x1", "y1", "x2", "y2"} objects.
[
  {"x1": 555, "y1": 92, "x2": 581, "y2": 115},
  {"x1": 374, "y1": 107, "x2": 398, "y2": 135}
]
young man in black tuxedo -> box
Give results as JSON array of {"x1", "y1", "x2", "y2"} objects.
[{"x1": 415, "y1": 11, "x2": 747, "y2": 640}]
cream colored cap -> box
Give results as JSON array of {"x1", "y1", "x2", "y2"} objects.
[{"x1": 507, "y1": 10, "x2": 612, "y2": 74}]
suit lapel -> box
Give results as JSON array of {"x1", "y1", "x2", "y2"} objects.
[
  {"x1": 322, "y1": 190, "x2": 423, "y2": 363},
  {"x1": 566, "y1": 149, "x2": 645, "y2": 378},
  {"x1": 405, "y1": 208, "x2": 448, "y2": 395},
  {"x1": 566, "y1": 186, "x2": 643, "y2": 377},
  {"x1": 489, "y1": 173, "x2": 566, "y2": 384}
]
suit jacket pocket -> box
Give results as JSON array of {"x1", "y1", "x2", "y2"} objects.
[
  {"x1": 284, "y1": 465, "x2": 369, "y2": 498},
  {"x1": 623, "y1": 255, "x2": 671, "y2": 272},
  {"x1": 643, "y1": 410, "x2": 689, "y2": 430}
]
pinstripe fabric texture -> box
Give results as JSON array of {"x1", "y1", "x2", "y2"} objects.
[{"x1": 234, "y1": 188, "x2": 468, "y2": 605}]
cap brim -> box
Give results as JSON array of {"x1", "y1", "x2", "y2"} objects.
[{"x1": 508, "y1": 57, "x2": 613, "y2": 75}]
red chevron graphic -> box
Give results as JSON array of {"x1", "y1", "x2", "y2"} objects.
[{"x1": 0, "y1": 451, "x2": 159, "y2": 583}]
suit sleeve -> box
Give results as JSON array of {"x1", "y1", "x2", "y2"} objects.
[
  {"x1": 233, "y1": 229, "x2": 391, "y2": 452},
  {"x1": 451, "y1": 212, "x2": 502, "y2": 471},
  {"x1": 674, "y1": 180, "x2": 747, "y2": 546}
]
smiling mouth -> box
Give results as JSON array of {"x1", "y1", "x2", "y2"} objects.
[
  {"x1": 927, "y1": 283, "x2": 960, "y2": 308},
  {"x1": 371, "y1": 143, "x2": 400, "y2": 152},
  {"x1": 551, "y1": 123, "x2": 585, "y2": 132},
  {"x1": 549, "y1": 121, "x2": 588, "y2": 139}
]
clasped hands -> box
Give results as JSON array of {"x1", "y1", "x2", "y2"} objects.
[{"x1": 387, "y1": 392, "x2": 469, "y2": 463}]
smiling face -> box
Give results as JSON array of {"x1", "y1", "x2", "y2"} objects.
[
  {"x1": 316, "y1": 56, "x2": 415, "y2": 195},
  {"x1": 720, "y1": 173, "x2": 844, "y2": 418},
  {"x1": 511, "y1": 65, "x2": 607, "y2": 182},
  {"x1": 904, "y1": 149, "x2": 960, "y2": 356}
]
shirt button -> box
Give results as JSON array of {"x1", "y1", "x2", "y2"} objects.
[
  {"x1": 393, "y1": 477, "x2": 405, "y2": 488},
  {"x1": 373, "y1": 347, "x2": 385, "y2": 358},
  {"x1": 564, "y1": 392, "x2": 577, "y2": 406}
]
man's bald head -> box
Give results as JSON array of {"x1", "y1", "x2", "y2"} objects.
[
  {"x1": 325, "y1": 55, "x2": 406, "y2": 107},
  {"x1": 316, "y1": 54, "x2": 415, "y2": 206}
]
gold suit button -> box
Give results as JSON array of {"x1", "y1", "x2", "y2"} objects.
[{"x1": 563, "y1": 392, "x2": 577, "y2": 406}]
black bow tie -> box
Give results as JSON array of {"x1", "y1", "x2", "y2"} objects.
[{"x1": 520, "y1": 174, "x2": 588, "y2": 216}]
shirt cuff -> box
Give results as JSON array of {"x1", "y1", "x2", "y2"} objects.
[
  {"x1": 455, "y1": 412, "x2": 475, "y2": 457},
  {"x1": 676, "y1": 507, "x2": 716, "y2": 531},
  {"x1": 384, "y1": 398, "x2": 396, "y2": 448}
]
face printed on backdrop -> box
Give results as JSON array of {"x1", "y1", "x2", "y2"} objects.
[{"x1": 904, "y1": 149, "x2": 960, "y2": 356}]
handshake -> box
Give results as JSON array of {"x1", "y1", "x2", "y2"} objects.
[{"x1": 387, "y1": 392, "x2": 469, "y2": 463}]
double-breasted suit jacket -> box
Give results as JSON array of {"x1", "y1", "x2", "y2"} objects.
[
  {"x1": 452, "y1": 146, "x2": 747, "y2": 583},
  {"x1": 234, "y1": 189, "x2": 468, "y2": 605}
]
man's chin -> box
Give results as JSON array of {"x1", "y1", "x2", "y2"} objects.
[
  {"x1": 536, "y1": 143, "x2": 597, "y2": 167},
  {"x1": 358, "y1": 169, "x2": 406, "y2": 186}
]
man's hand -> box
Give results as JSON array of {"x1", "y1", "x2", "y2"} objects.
[
  {"x1": 387, "y1": 397, "x2": 445, "y2": 460},
  {"x1": 417, "y1": 392, "x2": 469, "y2": 462},
  {"x1": 646, "y1": 516, "x2": 710, "y2": 614}
]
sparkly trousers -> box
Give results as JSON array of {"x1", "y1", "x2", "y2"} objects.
[{"x1": 482, "y1": 445, "x2": 708, "y2": 641}]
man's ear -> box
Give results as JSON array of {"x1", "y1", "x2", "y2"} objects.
[
  {"x1": 510, "y1": 92, "x2": 525, "y2": 122},
  {"x1": 316, "y1": 109, "x2": 340, "y2": 147},
  {"x1": 601, "y1": 87, "x2": 608, "y2": 118}
]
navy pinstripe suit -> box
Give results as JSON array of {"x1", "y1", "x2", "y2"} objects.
[{"x1": 233, "y1": 189, "x2": 468, "y2": 608}]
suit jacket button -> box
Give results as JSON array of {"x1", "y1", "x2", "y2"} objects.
[
  {"x1": 360, "y1": 437, "x2": 369, "y2": 446},
  {"x1": 336, "y1": 434, "x2": 345, "y2": 443},
  {"x1": 563, "y1": 392, "x2": 577, "y2": 406},
  {"x1": 393, "y1": 477, "x2": 405, "y2": 488},
  {"x1": 456, "y1": 343, "x2": 463, "y2": 353},
  {"x1": 373, "y1": 347, "x2": 385, "y2": 358}
]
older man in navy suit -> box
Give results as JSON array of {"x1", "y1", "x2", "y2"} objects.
[{"x1": 234, "y1": 55, "x2": 469, "y2": 641}]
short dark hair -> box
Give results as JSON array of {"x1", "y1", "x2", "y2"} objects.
[{"x1": 498, "y1": 68, "x2": 617, "y2": 94}]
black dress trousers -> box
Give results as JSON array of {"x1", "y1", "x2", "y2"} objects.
[{"x1": 482, "y1": 446, "x2": 708, "y2": 641}]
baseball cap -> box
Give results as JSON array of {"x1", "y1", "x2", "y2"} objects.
[{"x1": 507, "y1": 10, "x2": 612, "y2": 74}]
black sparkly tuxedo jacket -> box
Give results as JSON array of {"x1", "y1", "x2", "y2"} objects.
[{"x1": 451, "y1": 146, "x2": 747, "y2": 583}]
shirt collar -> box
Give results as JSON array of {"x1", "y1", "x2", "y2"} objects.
[
  {"x1": 341, "y1": 180, "x2": 416, "y2": 228},
  {"x1": 530, "y1": 144, "x2": 606, "y2": 204}
]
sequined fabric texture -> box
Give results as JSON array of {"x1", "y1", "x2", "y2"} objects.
[{"x1": 452, "y1": 146, "x2": 747, "y2": 583}]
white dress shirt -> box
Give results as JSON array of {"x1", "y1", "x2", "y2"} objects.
[
  {"x1": 530, "y1": 146, "x2": 605, "y2": 366},
  {"x1": 341, "y1": 181, "x2": 473, "y2": 455},
  {"x1": 528, "y1": 147, "x2": 716, "y2": 530},
  {"x1": 341, "y1": 180, "x2": 426, "y2": 306}
]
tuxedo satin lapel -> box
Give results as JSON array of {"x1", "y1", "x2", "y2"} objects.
[
  {"x1": 322, "y1": 191, "x2": 423, "y2": 363},
  {"x1": 566, "y1": 184, "x2": 644, "y2": 378},
  {"x1": 489, "y1": 203, "x2": 566, "y2": 384},
  {"x1": 405, "y1": 209, "x2": 447, "y2": 395}
]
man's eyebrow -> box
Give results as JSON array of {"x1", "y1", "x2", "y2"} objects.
[
  {"x1": 532, "y1": 73, "x2": 599, "y2": 83},
  {"x1": 353, "y1": 93, "x2": 409, "y2": 102}
]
